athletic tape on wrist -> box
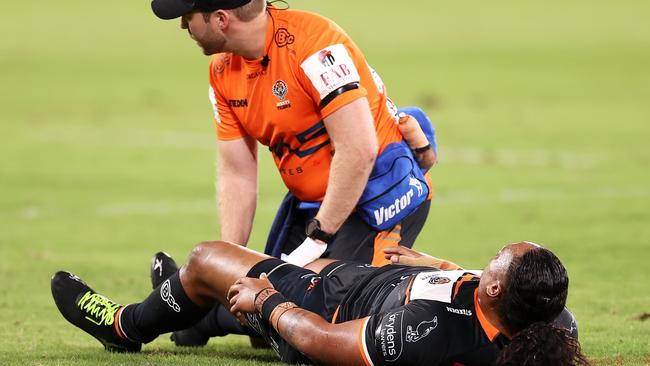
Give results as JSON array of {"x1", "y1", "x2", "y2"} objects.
[{"x1": 283, "y1": 237, "x2": 327, "y2": 267}]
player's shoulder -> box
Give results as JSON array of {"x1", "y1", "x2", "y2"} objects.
[{"x1": 409, "y1": 270, "x2": 482, "y2": 304}]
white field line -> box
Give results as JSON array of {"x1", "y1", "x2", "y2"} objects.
[
  {"x1": 36, "y1": 126, "x2": 214, "y2": 150},
  {"x1": 434, "y1": 186, "x2": 650, "y2": 205},
  {"x1": 36, "y1": 126, "x2": 607, "y2": 168},
  {"x1": 440, "y1": 147, "x2": 605, "y2": 169},
  {"x1": 8, "y1": 187, "x2": 648, "y2": 220}
]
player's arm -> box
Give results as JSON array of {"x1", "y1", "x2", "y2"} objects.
[
  {"x1": 217, "y1": 135, "x2": 258, "y2": 245},
  {"x1": 383, "y1": 246, "x2": 463, "y2": 270},
  {"x1": 228, "y1": 276, "x2": 365, "y2": 365},
  {"x1": 317, "y1": 97, "x2": 378, "y2": 234}
]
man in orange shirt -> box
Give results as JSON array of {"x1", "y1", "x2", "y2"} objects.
[{"x1": 149, "y1": 0, "x2": 436, "y2": 345}]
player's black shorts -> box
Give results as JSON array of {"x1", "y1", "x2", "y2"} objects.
[
  {"x1": 248, "y1": 258, "x2": 375, "y2": 321},
  {"x1": 248, "y1": 258, "x2": 375, "y2": 363}
]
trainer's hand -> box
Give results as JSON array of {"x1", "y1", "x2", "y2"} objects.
[
  {"x1": 283, "y1": 237, "x2": 327, "y2": 267},
  {"x1": 383, "y1": 246, "x2": 463, "y2": 270},
  {"x1": 228, "y1": 274, "x2": 274, "y2": 320}
]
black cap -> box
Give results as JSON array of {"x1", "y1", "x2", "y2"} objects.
[{"x1": 152, "y1": 0, "x2": 253, "y2": 20}]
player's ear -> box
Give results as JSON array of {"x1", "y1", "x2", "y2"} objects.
[{"x1": 486, "y1": 280, "x2": 501, "y2": 298}]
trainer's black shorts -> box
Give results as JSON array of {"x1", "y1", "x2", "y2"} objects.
[
  {"x1": 281, "y1": 199, "x2": 431, "y2": 265},
  {"x1": 248, "y1": 258, "x2": 375, "y2": 321}
]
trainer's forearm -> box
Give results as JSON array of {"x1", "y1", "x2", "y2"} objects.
[
  {"x1": 317, "y1": 98, "x2": 378, "y2": 234},
  {"x1": 217, "y1": 137, "x2": 258, "y2": 245},
  {"x1": 217, "y1": 174, "x2": 257, "y2": 245},
  {"x1": 316, "y1": 147, "x2": 375, "y2": 233}
]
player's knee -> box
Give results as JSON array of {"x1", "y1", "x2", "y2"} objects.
[{"x1": 185, "y1": 241, "x2": 223, "y2": 275}]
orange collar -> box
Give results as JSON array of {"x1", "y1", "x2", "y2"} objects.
[{"x1": 474, "y1": 288, "x2": 500, "y2": 341}]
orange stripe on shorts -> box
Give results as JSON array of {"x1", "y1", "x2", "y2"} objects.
[{"x1": 371, "y1": 225, "x2": 402, "y2": 266}]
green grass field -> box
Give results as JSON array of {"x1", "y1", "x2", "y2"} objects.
[{"x1": 1, "y1": 0, "x2": 649, "y2": 365}]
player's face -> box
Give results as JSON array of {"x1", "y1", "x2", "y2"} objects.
[{"x1": 180, "y1": 12, "x2": 226, "y2": 55}]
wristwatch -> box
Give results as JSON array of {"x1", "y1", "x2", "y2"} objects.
[{"x1": 305, "y1": 218, "x2": 335, "y2": 244}]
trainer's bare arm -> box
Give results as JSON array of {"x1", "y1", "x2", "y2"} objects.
[
  {"x1": 383, "y1": 246, "x2": 463, "y2": 270},
  {"x1": 316, "y1": 97, "x2": 378, "y2": 234},
  {"x1": 217, "y1": 136, "x2": 258, "y2": 245},
  {"x1": 228, "y1": 276, "x2": 365, "y2": 366}
]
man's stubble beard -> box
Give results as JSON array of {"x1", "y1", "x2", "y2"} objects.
[{"x1": 197, "y1": 33, "x2": 227, "y2": 56}]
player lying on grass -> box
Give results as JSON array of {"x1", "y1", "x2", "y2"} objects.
[{"x1": 51, "y1": 241, "x2": 589, "y2": 365}]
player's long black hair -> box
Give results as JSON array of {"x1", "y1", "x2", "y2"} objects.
[{"x1": 495, "y1": 247, "x2": 591, "y2": 366}]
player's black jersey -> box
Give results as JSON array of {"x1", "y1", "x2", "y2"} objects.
[{"x1": 336, "y1": 268, "x2": 508, "y2": 366}]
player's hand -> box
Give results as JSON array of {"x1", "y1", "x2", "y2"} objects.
[
  {"x1": 384, "y1": 246, "x2": 424, "y2": 265},
  {"x1": 227, "y1": 273, "x2": 274, "y2": 320},
  {"x1": 384, "y1": 246, "x2": 463, "y2": 270}
]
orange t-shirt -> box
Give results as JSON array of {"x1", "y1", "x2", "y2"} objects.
[{"x1": 210, "y1": 8, "x2": 403, "y2": 202}]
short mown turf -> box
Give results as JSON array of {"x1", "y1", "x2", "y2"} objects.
[{"x1": 1, "y1": 0, "x2": 648, "y2": 365}]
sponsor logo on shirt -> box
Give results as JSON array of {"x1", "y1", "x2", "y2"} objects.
[
  {"x1": 405, "y1": 316, "x2": 438, "y2": 343},
  {"x1": 428, "y1": 276, "x2": 451, "y2": 285},
  {"x1": 272, "y1": 80, "x2": 288, "y2": 100},
  {"x1": 272, "y1": 80, "x2": 292, "y2": 110},
  {"x1": 301, "y1": 44, "x2": 361, "y2": 100},
  {"x1": 274, "y1": 28, "x2": 295, "y2": 47},
  {"x1": 319, "y1": 50, "x2": 336, "y2": 67},
  {"x1": 446, "y1": 307, "x2": 473, "y2": 316},
  {"x1": 247, "y1": 69, "x2": 266, "y2": 79},
  {"x1": 377, "y1": 310, "x2": 404, "y2": 362},
  {"x1": 213, "y1": 54, "x2": 231, "y2": 74},
  {"x1": 229, "y1": 99, "x2": 248, "y2": 108}
]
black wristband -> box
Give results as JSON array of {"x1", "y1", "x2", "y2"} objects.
[
  {"x1": 413, "y1": 144, "x2": 432, "y2": 154},
  {"x1": 261, "y1": 292, "x2": 289, "y2": 322}
]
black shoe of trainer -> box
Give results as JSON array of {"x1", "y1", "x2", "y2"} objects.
[
  {"x1": 51, "y1": 271, "x2": 141, "y2": 352},
  {"x1": 170, "y1": 327, "x2": 209, "y2": 347},
  {"x1": 150, "y1": 252, "x2": 178, "y2": 289}
]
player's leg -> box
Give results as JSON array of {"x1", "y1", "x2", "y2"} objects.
[
  {"x1": 150, "y1": 251, "x2": 256, "y2": 346},
  {"x1": 51, "y1": 241, "x2": 271, "y2": 350}
]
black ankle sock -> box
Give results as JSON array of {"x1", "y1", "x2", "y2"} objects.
[
  {"x1": 188, "y1": 304, "x2": 254, "y2": 338},
  {"x1": 119, "y1": 271, "x2": 210, "y2": 343}
]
